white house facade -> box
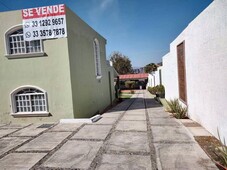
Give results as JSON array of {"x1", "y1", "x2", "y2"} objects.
[{"x1": 162, "y1": 0, "x2": 227, "y2": 139}]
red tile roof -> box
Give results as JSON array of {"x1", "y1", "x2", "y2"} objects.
[{"x1": 119, "y1": 73, "x2": 148, "y2": 80}]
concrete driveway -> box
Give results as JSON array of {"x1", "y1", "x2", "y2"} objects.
[{"x1": 0, "y1": 91, "x2": 217, "y2": 170}]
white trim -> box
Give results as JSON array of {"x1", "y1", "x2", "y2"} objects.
[
  {"x1": 93, "y1": 38, "x2": 102, "y2": 78},
  {"x1": 60, "y1": 114, "x2": 102, "y2": 123},
  {"x1": 4, "y1": 24, "x2": 22, "y2": 55},
  {"x1": 4, "y1": 24, "x2": 44, "y2": 57},
  {"x1": 96, "y1": 76, "x2": 102, "y2": 80},
  {"x1": 10, "y1": 85, "x2": 47, "y2": 96},
  {"x1": 60, "y1": 119, "x2": 92, "y2": 123},
  {"x1": 10, "y1": 85, "x2": 49, "y2": 116},
  {"x1": 11, "y1": 112, "x2": 49, "y2": 117},
  {"x1": 5, "y1": 52, "x2": 45, "y2": 59}
]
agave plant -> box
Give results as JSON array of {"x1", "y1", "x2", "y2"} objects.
[
  {"x1": 166, "y1": 99, "x2": 179, "y2": 113},
  {"x1": 216, "y1": 130, "x2": 227, "y2": 167},
  {"x1": 166, "y1": 98, "x2": 187, "y2": 119}
]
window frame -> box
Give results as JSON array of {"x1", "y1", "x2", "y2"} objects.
[
  {"x1": 4, "y1": 24, "x2": 45, "y2": 59},
  {"x1": 93, "y1": 38, "x2": 102, "y2": 79},
  {"x1": 10, "y1": 85, "x2": 49, "y2": 117}
]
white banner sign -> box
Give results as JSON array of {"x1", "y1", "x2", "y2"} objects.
[{"x1": 22, "y1": 4, "x2": 67, "y2": 41}]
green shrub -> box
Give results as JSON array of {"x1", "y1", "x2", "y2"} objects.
[
  {"x1": 148, "y1": 86, "x2": 158, "y2": 95},
  {"x1": 157, "y1": 85, "x2": 165, "y2": 94},
  {"x1": 166, "y1": 99, "x2": 187, "y2": 119},
  {"x1": 148, "y1": 86, "x2": 152, "y2": 93},
  {"x1": 125, "y1": 81, "x2": 135, "y2": 89},
  {"x1": 148, "y1": 85, "x2": 165, "y2": 96}
]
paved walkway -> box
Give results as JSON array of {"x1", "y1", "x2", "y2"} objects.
[{"x1": 0, "y1": 91, "x2": 217, "y2": 170}]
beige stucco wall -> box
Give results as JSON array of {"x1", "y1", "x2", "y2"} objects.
[
  {"x1": 0, "y1": 6, "x2": 116, "y2": 123},
  {"x1": 66, "y1": 7, "x2": 115, "y2": 118},
  {"x1": 0, "y1": 10, "x2": 74, "y2": 123}
]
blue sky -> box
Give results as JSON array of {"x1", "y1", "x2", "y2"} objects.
[{"x1": 0, "y1": 0, "x2": 213, "y2": 67}]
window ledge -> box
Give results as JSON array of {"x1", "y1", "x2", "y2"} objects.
[
  {"x1": 11, "y1": 112, "x2": 50, "y2": 117},
  {"x1": 5, "y1": 52, "x2": 45, "y2": 59},
  {"x1": 96, "y1": 75, "x2": 102, "y2": 79}
]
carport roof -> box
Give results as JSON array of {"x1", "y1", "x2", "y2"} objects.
[{"x1": 119, "y1": 73, "x2": 148, "y2": 80}]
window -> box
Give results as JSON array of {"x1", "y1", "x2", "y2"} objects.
[
  {"x1": 93, "y1": 38, "x2": 102, "y2": 78},
  {"x1": 10, "y1": 86, "x2": 49, "y2": 117},
  {"x1": 5, "y1": 25, "x2": 44, "y2": 58}
]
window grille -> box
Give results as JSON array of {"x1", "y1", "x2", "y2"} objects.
[
  {"x1": 94, "y1": 39, "x2": 101, "y2": 77},
  {"x1": 12, "y1": 87, "x2": 48, "y2": 113},
  {"x1": 6, "y1": 27, "x2": 43, "y2": 55}
]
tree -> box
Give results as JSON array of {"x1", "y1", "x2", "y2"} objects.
[
  {"x1": 144, "y1": 63, "x2": 157, "y2": 73},
  {"x1": 110, "y1": 51, "x2": 133, "y2": 74}
]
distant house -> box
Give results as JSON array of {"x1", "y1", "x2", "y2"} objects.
[
  {"x1": 162, "y1": 0, "x2": 227, "y2": 139},
  {"x1": 119, "y1": 73, "x2": 148, "y2": 89},
  {"x1": 133, "y1": 67, "x2": 144, "y2": 74},
  {"x1": 0, "y1": 4, "x2": 117, "y2": 124},
  {"x1": 147, "y1": 66, "x2": 163, "y2": 88}
]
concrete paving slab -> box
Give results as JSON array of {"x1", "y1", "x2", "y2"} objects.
[
  {"x1": 94, "y1": 117, "x2": 117, "y2": 125},
  {"x1": 17, "y1": 132, "x2": 71, "y2": 151},
  {"x1": 155, "y1": 143, "x2": 217, "y2": 170},
  {"x1": 110, "y1": 102, "x2": 132, "y2": 111},
  {"x1": 105, "y1": 110, "x2": 123, "y2": 114},
  {"x1": 179, "y1": 119, "x2": 201, "y2": 127},
  {"x1": 149, "y1": 117, "x2": 181, "y2": 126},
  {"x1": 125, "y1": 110, "x2": 146, "y2": 115},
  {"x1": 49, "y1": 123, "x2": 83, "y2": 132},
  {"x1": 107, "y1": 131, "x2": 149, "y2": 153},
  {"x1": 116, "y1": 120, "x2": 147, "y2": 131},
  {"x1": 148, "y1": 111, "x2": 170, "y2": 118},
  {"x1": 0, "y1": 153, "x2": 46, "y2": 170},
  {"x1": 121, "y1": 115, "x2": 146, "y2": 121},
  {"x1": 10, "y1": 124, "x2": 48, "y2": 137},
  {"x1": 101, "y1": 112, "x2": 122, "y2": 118},
  {"x1": 43, "y1": 140, "x2": 103, "y2": 169},
  {"x1": 0, "y1": 123, "x2": 30, "y2": 129},
  {"x1": 96, "y1": 154, "x2": 153, "y2": 170},
  {"x1": 179, "y1": 119, "x2": 195, "y2": 124},
  {"x1": 0, "y1": 124, "x2": 7, "y2": 127},
  {"x1": 0, "y1": 129, "x2": 19, "y2": 138},
  {"x1": 0, "y1": 137, "x2": 30, "y2": 156},
  {"x1": 186, "y1": 127, "x2": 213, "y2": 136},
  {"x1": 129, "y1": 106, "x2": 145, "y2": 110},
  {"x1": 71, "y1": 125, "x2": 112, "y2": 140},
  {"x1": 152, "y1": 126, "x2": 194, "y2": 143},
  {"x1": 145, "y1": 103, "x2": 162, "y2": 109},
  {"x1": 148, "y1": 107, "x2": 164, "y2": 112}
]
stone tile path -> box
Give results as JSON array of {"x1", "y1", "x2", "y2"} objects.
[{"x1": 0, "y1": 90, "x2": 218, "y2": 170}]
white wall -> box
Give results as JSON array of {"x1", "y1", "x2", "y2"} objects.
[
  {"x1": 147, "y1": 74, "x2": 154, "y2": 87},
  {"x1": 162, "y1": 0, "x2": 227, "y2": 139},
  {"x1": 147, "y1": 67, "x2": 163, "y2": 88},
  {"x1": 154, "y1": 67, "x2": 161, "y2": 86},
  {"x1": 162, "y1": 53, "x2": 179, "y2": 100}
]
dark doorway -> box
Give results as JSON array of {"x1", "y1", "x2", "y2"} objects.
[{"x1": 108, "y1": 71, "x2": 113, "y2": 105}]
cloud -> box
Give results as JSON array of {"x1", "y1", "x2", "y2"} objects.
[
  {"x1": 100, "y1": 0, "x2": 114, "y2": 11},
  {"x1": 88, "y1": 0, "x2": 120, "y2": 25}
]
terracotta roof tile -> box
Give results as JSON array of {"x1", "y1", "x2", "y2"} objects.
[{"x1": 119, "y1": 73, "x2": 148, "y2": 80}]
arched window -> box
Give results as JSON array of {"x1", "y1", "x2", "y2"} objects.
[
  {"x1": 5, "y1": 25, "x2": 43, "y2": 56},
  {"x1": 93, "y1": 38, "x2": 102, "y2": 78},
  {"x1": 10, "y1": 86, "x2": 48, "y2": 116}
]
